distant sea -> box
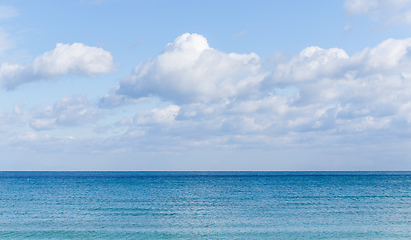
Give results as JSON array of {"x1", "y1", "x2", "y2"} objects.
[{"x1": 0, "y1": 171, "x2": 411, "y2": 239}]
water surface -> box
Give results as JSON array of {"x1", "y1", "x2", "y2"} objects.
[{"x1": 0, "y1": 171, "x2": 410, "y2": 239}]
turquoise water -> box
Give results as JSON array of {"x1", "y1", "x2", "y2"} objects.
[{"x1": 0, "y1": 171, "x2": 411, "y2": 239}]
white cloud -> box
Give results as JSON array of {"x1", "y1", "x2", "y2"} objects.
[
  {"x1": 352, "y1": 38, "x2": 411, "y2": 72},
  {"x1": 272, "y1": 46, "x2": 349, "y2": 83},
  {"x1": 269, "y1": 38, "x2": 411, "y2": 88},
  {"x1": 344, "y1": 0, "x2": 381, "y2": 15},
  {"x1": 7, "y1": 34, "x2": 411, "y2": 162},
  {"x1": 0, "y1": 43, "x2": 115, "y2": 89},
  {"x1": 10, "y1": 132, "x2": 77, "y2": 153},
  {"x1": 0, "y1": 96, "x2": 103, "y2": 134},
  {"x1": 31, "y1": 118, "x2": 57, "y2": 130},
  {"x1": 30, "y1": 95, "x2": 102, "y2": 130},
  {"x1": 104, "y1": 35, "x2": 411, "y2": 152},
  {"x1": 134, "y1": 105, "x2": 180, "y2": 125},
  {"x1": 344, "y1": 0, "x2": 411, "y2": 25},
  {"x1": 116, "y1": 33, "x2": 267, "y2": 104},
  {"x1": 17, "y1": 132, "x2": 52, "y2": 141}
]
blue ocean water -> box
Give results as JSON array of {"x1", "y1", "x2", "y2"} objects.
[{"x1": 0, "y1": 171, "x2": 411, "y2": 239}]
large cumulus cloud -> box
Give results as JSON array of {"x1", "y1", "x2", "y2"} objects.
[{"x1": 111, "y1": 33, "x2": 266, "y2": 104}]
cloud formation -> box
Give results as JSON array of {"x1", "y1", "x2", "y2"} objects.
[
  {"x1": 30, "y1": 95, "x2": 102, "y2": 130},
  {"x1": 100, "y1": 34, "x2": 411, "y2": 153},
  {"x1": 133, "y1": 105, "x2": 180, "y2": 126},
  {"x1": 0, "y1": 43, "x2": 115, "y2": 89},
  {"x1": 344, "y1": 0, "x2": 411, "y2": 24},
  {"x1": 6, "y1": 33, "x2": 411, "y2": 159},
  {"x1": 0, "y1": 27, "x2": 13, "y2": 54},
  {"x1": 0, "y1": 105, "x2": 29, "y2": 133},
  {"x1": 0, "y1": 96, "x2": 103, "y2": 134},
  {"x1": 115, "y1": 33, "x2": 266, "y2": 104}
]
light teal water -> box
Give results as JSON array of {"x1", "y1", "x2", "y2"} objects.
[{"x1": 0, "y1": 171, "x2": 410, "y2": 239}]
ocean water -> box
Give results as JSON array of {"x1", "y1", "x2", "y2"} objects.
[{"x1": 0, "y1": 171, "x2": 411, "y2": 239}]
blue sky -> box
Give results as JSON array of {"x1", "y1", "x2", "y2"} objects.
[{"x1": 1, "y1": 0, "x2": 411, "y2": 170}]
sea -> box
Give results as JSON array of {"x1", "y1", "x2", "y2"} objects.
[{"x1": 0, "y1": 171, "x2": 410, "y2": 239}]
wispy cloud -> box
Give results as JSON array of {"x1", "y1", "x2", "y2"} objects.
[
  {"x1": 343, "y1": 23, "x2": 354, "y2": 33},
  {"x1": 0, "y1": 6, "x2": 18, "y2": 19},
  {"x1": 344, "y1": 0, "x2": 411, "y2": 25},
  {"x1": 233, "y1": 29, "x2": 248, "y2": 39},
  {"x1": 0, "y1": 27, "x2": 13, "y2": 54},
  {"x1": 128, "y1": 37, "x2": 146, "y2": 49},
  {"x1": 30, "y1": 95, "x2": 103, "y2": 130}
]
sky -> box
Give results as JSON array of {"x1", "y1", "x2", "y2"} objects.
[{"x1": 1, "y1": 0, "x2": 411, "y2": 170}]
